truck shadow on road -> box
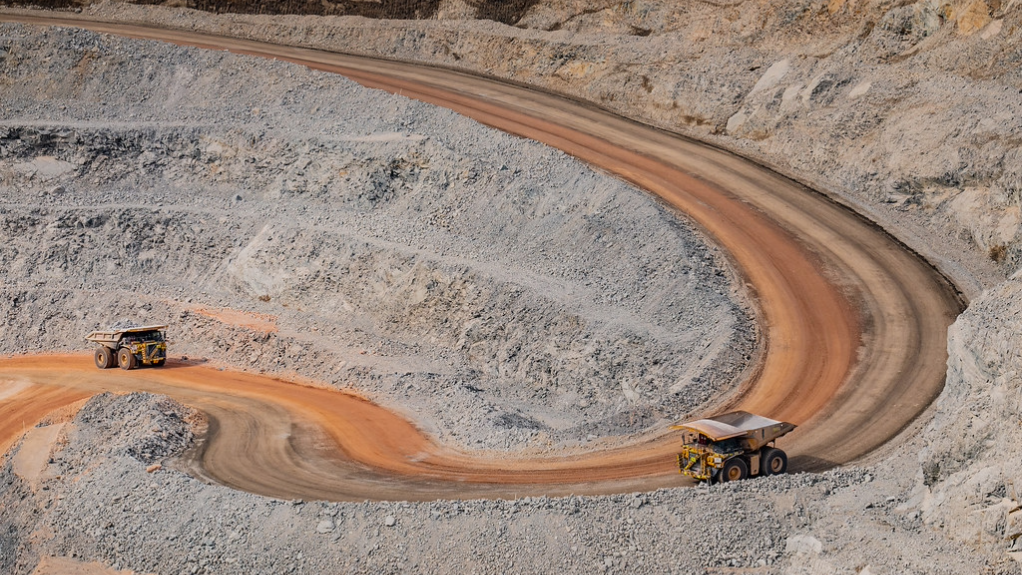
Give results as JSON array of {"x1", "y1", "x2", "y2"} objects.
[
  {"x1": 161, "y1": 358, "x2": 210, "y2": 369},
  {"x1": 788, "y1": 454, "x2": 838, "y2": 474}
]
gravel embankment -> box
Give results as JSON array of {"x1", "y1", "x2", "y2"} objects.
[{"x1": 2, "y1": 392, "x2": 1006, "y2": 575}]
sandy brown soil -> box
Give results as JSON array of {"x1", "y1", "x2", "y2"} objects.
[
  {"x1": 30, "y1": 556, "x2": 144, "y2": 575},
  {"x1": 11, "y1": 422, "x2": 64, "y2": 490},
  {"x1": 186, "y1": 306, "x2": 279, "y2": 333}
]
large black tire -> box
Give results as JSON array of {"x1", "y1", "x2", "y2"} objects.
[
  {"x1": 94, "y1": 347, "x2": 115, "y2": 369},
  {"x1": 117, "y1": 347, "x2": 137, "y2": 370},
  {"x1": 761, "y1": 447, "x2": 788, "y2": 476},
  {"x1": 721, "y1": 457, "x2": 749, "y2": 483}
]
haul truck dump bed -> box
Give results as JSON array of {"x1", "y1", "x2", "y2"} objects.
[{"x1": 671, "y1": 411, "x2": 796, "y2": 483}]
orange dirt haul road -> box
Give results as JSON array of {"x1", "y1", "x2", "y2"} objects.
[{"x1": 0, "y1": 13, "x2": 964, "y2": 501}]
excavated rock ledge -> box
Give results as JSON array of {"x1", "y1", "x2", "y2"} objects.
[
  {"x1": 908, "y1": 275, "x2": 1022, "y2": 553},
  {"x1": 0, "y1": 392, "x2": 1005, "y2": 575}
]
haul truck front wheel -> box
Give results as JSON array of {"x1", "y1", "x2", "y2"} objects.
[
  {"x1": 721, "y1": 457, "x2": 748, "y2": 483},
  {"x1": 118, "y1": 348, "x2": 137, "y2": 370}
]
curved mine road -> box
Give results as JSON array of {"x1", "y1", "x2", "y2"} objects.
[{"x1": 0, "y1": 14, "x2": 965, "y2": 501}]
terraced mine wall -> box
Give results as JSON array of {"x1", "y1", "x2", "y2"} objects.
[
  {"x1": 72, "y1": 0, "x2": 1018, "y2": 293},
  {"x1": 54, "y1": 0, "x2": 1022, "y2": 564}
]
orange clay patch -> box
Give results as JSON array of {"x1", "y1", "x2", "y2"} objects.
[
  {"x1": 191, "y1": 306, "x2": 278, "y2": 333},
  {"x1": 31, "y1": 556, "x2": 151, "y2": 575}
]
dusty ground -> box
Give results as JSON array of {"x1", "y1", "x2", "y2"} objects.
[{"x1": 1, "y1": 2, "x2": 1021, "y2": 574}]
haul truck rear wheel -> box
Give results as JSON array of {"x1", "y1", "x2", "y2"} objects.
[
  {"x1": 761, "y1": 448, "x2": 788, "y2": 475},
  {"x1": 94, "y1": 347, "x2": 115, "y2": 369}
]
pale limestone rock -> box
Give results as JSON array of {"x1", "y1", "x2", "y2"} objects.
[
  {"x1": 749, "y1": 59, "x2": 790, "y2": 96},
  {"x1": 980, "y1": 19, "x2": 1003, "y2": 39},
  {"x1": 956, "y1": 0, "x2": 993, "y2": 35},
  {"x1": 726, "y1": 110, "x2": 749, "y2": 134},
  {"x1": 780, "y1": 84, "x2": 802, "y2": 112},
  {"x1": 13, "y1": 156, "x2": 75, "y2": 180},
  {"x1": 785, "y1": 534, "x2": 823, "y2": 555},
  {"x1": 848, "y1": 80, "x2": 872, "y2": 99}
]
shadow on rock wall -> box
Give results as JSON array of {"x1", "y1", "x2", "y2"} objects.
[
  {"x1": 5, "y1": 0, "x2": 540, "y2": 23},
  {"x1": 166, "y1": 0, "x2": 443, "y2": 18},
  {"x1": 468, "y1": 0, "x2": 542, "y2": 25}
]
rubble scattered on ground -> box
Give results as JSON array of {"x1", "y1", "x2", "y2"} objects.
[{"x1": 2, "y1": 393, "x2": 1005, "y2": 575}]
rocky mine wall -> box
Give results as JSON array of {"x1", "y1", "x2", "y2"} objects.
[{"x1": 908, "y1": 275, "x2": 1022, "y2": 553}]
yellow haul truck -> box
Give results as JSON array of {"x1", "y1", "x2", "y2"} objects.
[
  {"x1": 85, "y1": 325, "x2": 168, "y2": 370},
  {"x1": 672, "y1": 411, "x2": 796, "y2": 483}
]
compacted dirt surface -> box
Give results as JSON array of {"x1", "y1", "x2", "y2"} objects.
[{"x1": 0, "y1": 5, "x2": 1019, "y2": 575}]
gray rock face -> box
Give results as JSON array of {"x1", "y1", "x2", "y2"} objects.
[
  {"x1": 2, "y1": 392, "x2": 996, "y2": 574},
  {"x1": 92, "y1": 0, "x2": 1016, "y2": 294},
  {"x1": 909, "y1": 275, "x2": 1022, "y2": 550}
]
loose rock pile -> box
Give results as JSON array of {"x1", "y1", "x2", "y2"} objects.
[{"x1": 3, "y1": 391, "x2": 1009, "y2": 574}]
